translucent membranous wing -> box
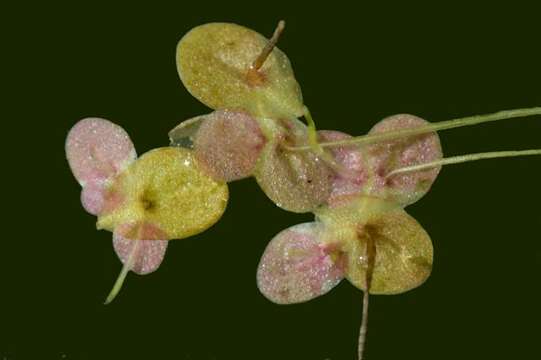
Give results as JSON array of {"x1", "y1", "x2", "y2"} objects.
[
  {"x1": 192, "y1": 110, "x2": 267, "y2": 182},
  {"x1": 97, "y1": 147, "x2": 229, "y2": 240},
  {"x1": 365, "y1": 114, "x2": 442, "y2": 206},
  {"x1": 176, "y1": 22, "x2": 304, "y2": 119},
  {"x1": 66, "y1": 117, "x2": 136, "y2": 186},
  {"x1": 254, "y1": 119, "x2": 333, "y2": 213},
  {"x1": 257, "y1": 222, "x2": 345, "y2": 304},
  {"x1": 113, "y1": 222, "x2": 168, "y2": 275},
  {"x1": 345, "y1": 208, "x2": 433, "y2": 294},
  {"x1": 168, "y1": 115, "x2": 206, "y2": 149}
]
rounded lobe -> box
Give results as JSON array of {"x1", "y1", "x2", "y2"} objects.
[
  {"x1": 80, "y1": 181, "x2": 107, "y2": 215},
  {"x1": 176, "y1": 22, "x2": 304, "y2": 118},
  {"x1": 66, "y1": 117, "x2": 136, "y2": 186},
  {"x1": 254, "y1": 119, "x2": 333, "y2": 213},
  {"x1": 345, "y1": 208, "x2": 433, "y2": 295},
  {"x1": 97, "y1": 147, "x2": 229, "y2": 240},
  {"x1": 257, "y1": 222, "x2": 345, "y2": 304},
  {"x1": 194, "y1": 110, "x2": 266, "y2": 181},
  {"x1": 365, "y1": 114, "x2": 442, "y2": 206},
  {"x1": 113, "y1": 222, "x2": 168, "y2": 275}
]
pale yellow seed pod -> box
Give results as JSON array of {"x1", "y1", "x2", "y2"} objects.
[
  {"x1": 97, "y1": 147, "x2": 228, "y2": 240},
  {"x1": 316, "y1": 197, "x2": 433, "y2": 294},
  {"x1": 176, "y1": 22, "x2": 304, "y2": 119}
]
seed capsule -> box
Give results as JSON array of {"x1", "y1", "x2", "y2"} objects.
[{"x1": 176, "y1": 22, "x2": 304, "y2": 119}]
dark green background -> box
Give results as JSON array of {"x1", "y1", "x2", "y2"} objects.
[{"x1": 4, "y1": 2, "x2": 541, "y2": 359}]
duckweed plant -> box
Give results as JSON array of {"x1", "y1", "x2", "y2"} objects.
[{"x1": 65, "y1": 21, "x2": 540, "y2": 359}]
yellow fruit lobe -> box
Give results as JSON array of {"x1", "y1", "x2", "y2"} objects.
[
  {"x1": 316, "y1": 197, "x2": 433, "y2": 294},
  {"x1": 176, "y1": 22, "x2": 304, "y2": 119},
  {"x1": 97, "y1": 147, "x2": 228, "y2": 240}
]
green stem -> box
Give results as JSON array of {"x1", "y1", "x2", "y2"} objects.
[
  {"x1": 304, "y1": 106, "x2": 321, "y2": 153},
  {"x1": 287, "y1": 107, "x2": 541, "y2": 151},
  {"x1": 386, "y1": 149, "x2": 541, "y2": 177},
  {"x1": 302, "y1": 107, "x2": 349, "y2": 174},
  {"x1": 104, "y1": 239, "x2": 140, "y2": 305}
]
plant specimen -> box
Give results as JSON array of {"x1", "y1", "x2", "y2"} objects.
[
  {"x1": 66, "y1": 20, "x2": 540, "y2": 359},
  {"x1": 66, "y1": 117, "x2": 228, "y2": 303}
]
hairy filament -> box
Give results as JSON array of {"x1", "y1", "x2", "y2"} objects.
[
  {"x1": 386, "y1": 149, "x2": 541, "y2": 177},
  {"x1": 252, "y1": 20, "x2": 286, "y2": 71},
  {"x1": 287, "y1": 107, "x2": 541, "y2": 151},
  {"x1": 358, "y1": 229, "x2": 377, "y2": 360},
  {"x1": 358, "y1": 290, "x2": 370, "y2": 360}
]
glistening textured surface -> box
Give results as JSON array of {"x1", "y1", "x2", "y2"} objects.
[
  {"x1": 254, "y1": 120, "x2": 333, "y2": 213},
  {"x1": 317, "y1": 130, "x2": 370, "y2": 206},
  {"x1": 66, "y1": 117, "x2": 136, "y2": 186},
  {"x1": 257, "y1": 222, "x2": 345, "y2": 304},
  {"x1": 112, "y1": 222, "x2": 168, "y2": 275},
  {"x1": 176, "y1": 22, "x2": 304, "y2": 118},
  {"x1": 194, "y1": 110, "x2": 266, "y2": 181},
  {"x1": 80, "y1": 181, "x2": 107, "y2": 215},
  {"x1": 366, "y1": 114, "x2": 442, "y2": 206},
  {"x1": 344, "y1": 208, "x2": 434, "y2": 294},
  {"x1": 66, "y1": 117, "x2": 137, "y2": 216},
  {"x1": 21, "y1": 6, "x2": 541, "y2": 360},
  {"x1": 97, "y1": 147, "x2": 229, "y2": 240}
]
